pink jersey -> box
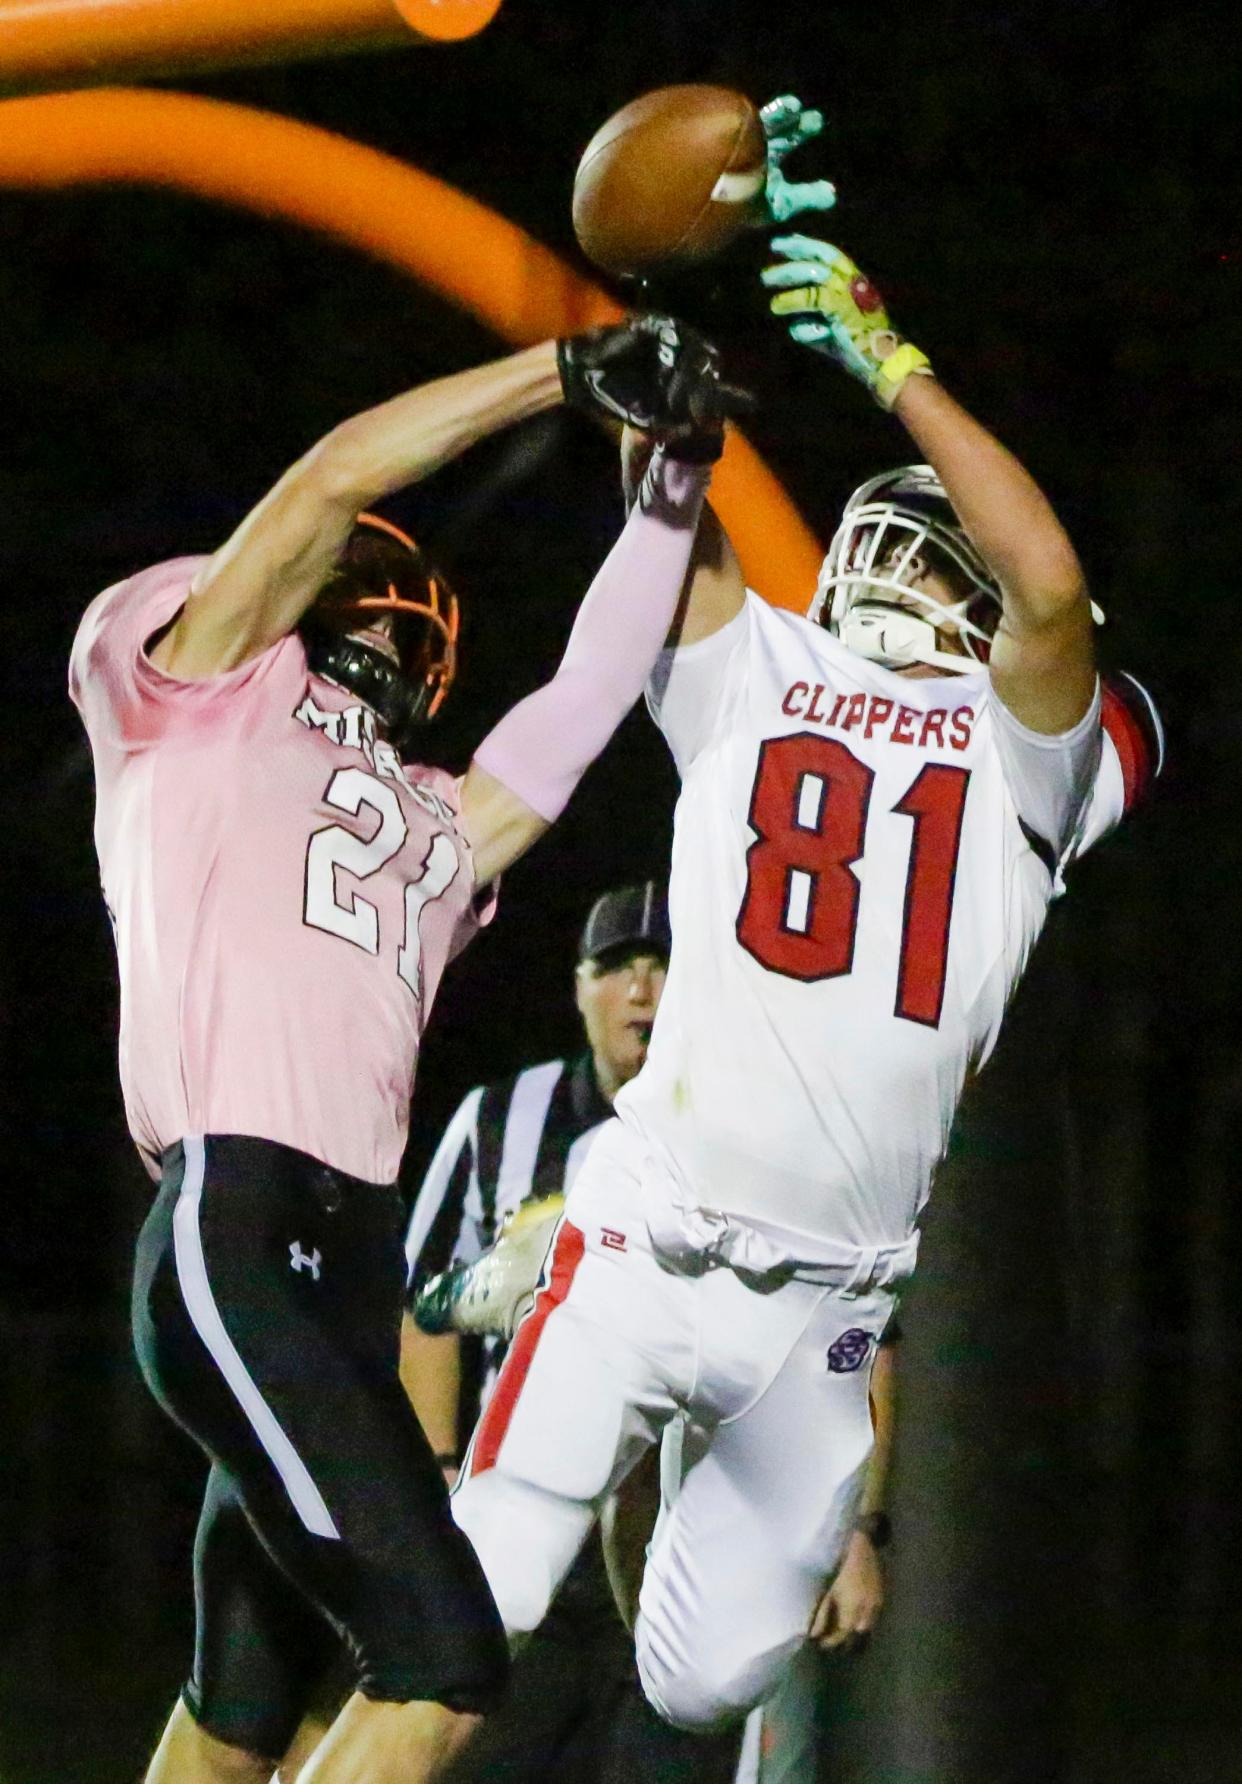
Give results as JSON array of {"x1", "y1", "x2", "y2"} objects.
[{"x1": 70, "y1": 559, "x2": 489, "y2": 1183}]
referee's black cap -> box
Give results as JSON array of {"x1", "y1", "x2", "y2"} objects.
[{"x1": 578, "y1": 882, "x2": 671, "y2": 964}]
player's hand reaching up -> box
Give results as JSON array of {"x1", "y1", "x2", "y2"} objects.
[
  {"x1": 762, "y1": 237, "x2": 934, "y2": 410},
  {"x1": 758, "y1": 95, "x2": 838, "y2": 223},
  {"x1": 557, "y1": 314, "x2": 751, "y2": 459},
  {"x1": 809, "y1": 1529, "x2": 885, "y2": 1654}
]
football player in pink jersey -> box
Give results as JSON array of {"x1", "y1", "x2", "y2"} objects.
[
  {"x1": 70, "y1": 316, "x2": 742, "y2": 1784},
  {"x1": 404, "y1": 238, "x2": 1161, "y2": 1774}
]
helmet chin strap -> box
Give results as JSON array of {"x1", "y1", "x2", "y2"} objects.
[{"x1": 837, "y1": 601, "x2": 978, "y2": 675}]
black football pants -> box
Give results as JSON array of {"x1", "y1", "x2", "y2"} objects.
[{"x1": 132, "y1": 1134, "x2": 509, "y2": 1759}]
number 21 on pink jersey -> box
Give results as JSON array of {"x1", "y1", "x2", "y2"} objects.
[{"x1": 304, "y1": 766, "x2": 460, "y2": 1014}]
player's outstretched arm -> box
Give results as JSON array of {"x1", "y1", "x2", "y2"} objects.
[
  {"x1": 763, "y1": 237, "x2": 1096, "y2": 734},
  {"x1": 460, "y1": 441, "x2": 713, "y2": 886},
  {"x1": 149, "y1": 316, "x2": 717, "y2": 682},
  {"x1": 461, "y1": 326, "x2": 746, "y2": 886},
  {"x1": 891, "y1": 375, "x2": 1095, "y2": 733},
  {"x1": 621, "y1": 425, "x2": 747, "y2": 647},
  {"x1": 151, "y1": 342, "x2": 563, "y2": 679}
]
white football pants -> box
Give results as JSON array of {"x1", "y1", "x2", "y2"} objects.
[{"x1": 451, "y1": 1123, "x2": 897, "y2": 1730}]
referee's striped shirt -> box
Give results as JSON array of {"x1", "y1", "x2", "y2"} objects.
[{"x1": 404, "y1": 1050, "x2": 612, "y2": 1304}]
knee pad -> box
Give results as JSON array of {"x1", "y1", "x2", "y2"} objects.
[
  {"x1": 635, "y1": 1618, "x2": 770, "y2": 1734},
  {"x1": 451, "y1": 1471, "x2": 581, "y2": 1640}
]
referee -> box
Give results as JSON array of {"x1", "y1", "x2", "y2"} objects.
[{"x1": 402, "y1": 884, "x2": 744, "y2": 1784}]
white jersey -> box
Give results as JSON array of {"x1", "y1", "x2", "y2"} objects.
[{"x1": 616, "y1": 593, "x2": 1119, "y2": 1253}]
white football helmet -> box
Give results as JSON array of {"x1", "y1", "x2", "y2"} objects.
[{"x1": 812, "y1": 465, "x2": 1002, "y2": 674}]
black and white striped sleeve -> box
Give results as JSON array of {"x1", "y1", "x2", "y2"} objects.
[{"x1": 404, "y1": 1085, "x2": 484, "y2": 1295}]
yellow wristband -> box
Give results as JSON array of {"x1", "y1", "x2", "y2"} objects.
[{"x1": 875, "y1": 342, "x2": 933, "y2": 410}]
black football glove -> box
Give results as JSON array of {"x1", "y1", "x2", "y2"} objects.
[
  {"x1": 557, "y1": 314, "x2": 752, "y2": 455},
  {"x1": 660, "y1": 322, "x2": 755, "y2": 461}
]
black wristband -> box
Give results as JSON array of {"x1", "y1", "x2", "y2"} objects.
[
  {"x1": 434, "y1": 1451, "x2": 460, "y2": 1470},
  {"x1": 853, "y1": 1510, "x2": 892, "y2": 1550}
]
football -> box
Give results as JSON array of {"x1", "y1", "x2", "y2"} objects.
[{"x1": 572, "y1": 84, "x2": 766, "y2": 279}]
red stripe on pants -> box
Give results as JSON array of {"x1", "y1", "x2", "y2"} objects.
[{"x1": 469, "y1": 1220, "x2": 586, "y2": 1477}]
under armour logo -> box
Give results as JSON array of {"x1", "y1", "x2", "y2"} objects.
[
  {"x1": 290, "y1": 1241, "x2": 322, "y2": 1281},
  {"x1": 827, "y1": 1328, "x2": 872, "y2": 1374}
]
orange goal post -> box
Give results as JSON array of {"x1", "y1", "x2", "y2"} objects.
[
  {"x1": 0, "y1": 87, "x2": 823, "y2": 608},
  {"x1": 0, "y1": 0, "x2": 504, "y2": 91}
]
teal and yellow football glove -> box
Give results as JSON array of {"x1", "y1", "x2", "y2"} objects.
[
  {"x1": 758, "y1": 95, "x2": 838, "y2": 224},
  {"x1": 761, "y1": 235, "x2": 934, "y2": 410}
]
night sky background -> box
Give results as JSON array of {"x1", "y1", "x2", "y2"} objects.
[{"x1": 1, "y1": 3, "x2": 1240, "y2": 1780}]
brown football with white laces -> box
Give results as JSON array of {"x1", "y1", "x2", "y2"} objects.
[{"x1": 572, "y1": 84, "x2": 766, "y2": 279}]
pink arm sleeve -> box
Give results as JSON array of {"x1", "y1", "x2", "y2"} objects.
[{"x1": 471, "y1": 448, "x2": 710, "y2": 822}]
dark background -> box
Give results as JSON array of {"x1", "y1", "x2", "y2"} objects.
[{"x1": 1, "y1": 3, "x2": 1239, "y2": 1779}]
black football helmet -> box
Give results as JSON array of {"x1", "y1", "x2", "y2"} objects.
[{"x1": 301, "y1": 513, "x2": 458, "y2": 746}]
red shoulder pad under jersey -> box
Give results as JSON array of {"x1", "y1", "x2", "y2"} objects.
[
  {"x1": 1073, "y1": 672, "x2": 1164, "y2": 857},
  {"x1": 1101, "y1": 674, "x2": 1164, "y2": 811}
]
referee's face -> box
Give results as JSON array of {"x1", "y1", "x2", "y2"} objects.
[{"x1": 575, "y1": 944, "x2": 668, "y2": 1099}]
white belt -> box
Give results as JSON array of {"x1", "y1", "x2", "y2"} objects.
[{"x1": 639, "y1": 1171, "x2": 919, "y2": 1295}]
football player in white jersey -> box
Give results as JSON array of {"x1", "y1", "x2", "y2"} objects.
[
  {"x1": 401, "y1": 228, "x2": 1161, "y2": 1773},
  {"x1": 71, "y1": 317, "x2": 746, "y2": 1784}
]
